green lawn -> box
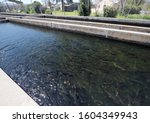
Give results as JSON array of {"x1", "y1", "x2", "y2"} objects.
[
  {"x1": 117, "y1": 14, "x2": 150, "y2": 20},
  {"x1": 52, "y1": 11, "x2": 78, "y2": 16},
  {"x1": 21, "y1": 10, "x2": 150, "y2": 20},
  {"x1": 52, "y1": 11, "x2": 104, "y2": 17},
  {"x1": 52, "y1": 12, "x2": 150, "y2": 20}
]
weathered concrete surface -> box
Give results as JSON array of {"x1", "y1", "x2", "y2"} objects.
[
  {"x1": 23, "y1": 16, "x2": 150, "y2": 33},
  {"x1": 8, "y1": 17, "x2": 150, "y2": 46},
  {"x1": 0, "y1": 18, "x2": 8, "y2": 23},
  {"x1": 1, "y1": 12, "x2": 150, "y2": 27},
  {"x1": 0, "y1": 68, "x2": 38, "y2": 106},
  {"x1": 0, "y1": 20, "x2": 7, "y2": 23}
]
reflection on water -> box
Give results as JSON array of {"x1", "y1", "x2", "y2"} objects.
[{"x1": 0, "y1": 23, "x2": 150, "y2": 106}]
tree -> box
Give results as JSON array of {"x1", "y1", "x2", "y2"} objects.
[
  {"x1": 7, "y1": 0, "x2": 23, "y2": 4},
  {"x1": 119, "y1": 0, "x2": 126, "y2": 15},
  {"x1": 25, "y1": 1, "x2": 44, "y2": 14},
  {"x1": 104, "y1": 6, "x2": 117, "y2": 17},
  {"x1": 5, "y1": 0, "x2": 11, "y2": 11},
  {"x1": 134, "y1": 0, "x2": 145, "y2": 6},
  {"x1": 94, "y1": 0, "x2": 102, "y2": 16},
  {"x1": 66, "y1": 0, "x2": 73, "y2": 3},
  {"x1": 142, "y1": 2, "x2": 150, "y2": 11},
  {"x1": 42, "y1": 0, "x2": 51, "y2": 6},
  {"x1": 25, "y1": 4, "x2": 36, "y2": 13},
  {"x1": 61, "y1": 0, "x2": 64, "y2": 11},
  {"x1": 119, "y1": 0, "x2": 145, "y2": 15},
  {"x1": 79, "y1": 0, "x2": 91, "y2": 16},
  {"x1": 32, "y1": 1, "x2": 42, "y2": 13},
  {"x1": 7, "y1": 0, "x2": 24, "y2": 12},
  {"x1": 0, "y1": 2, "x2": 5, "y2": 12}
]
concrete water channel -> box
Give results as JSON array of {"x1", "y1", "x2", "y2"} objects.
[
  {"x1": 1, "y1": 13, "x2": 150, "y2": 46},
  {"x1": 0, "y1": 13, "x2": 150, "y2": 106}
]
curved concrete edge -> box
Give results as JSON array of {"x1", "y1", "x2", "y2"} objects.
[
  {"x1": 0, "y1": 68, "x2": 38, "y2": 106},
  {"x1": 0, "y1": 19, "x2": 8, "y2": 23},
  {"x1": 8, "y1": 17, "x2": 150, "y2": 46}
]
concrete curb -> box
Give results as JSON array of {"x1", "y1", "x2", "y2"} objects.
[
  {"x1": 0, "y1": 68, "x2": 38, "y2": 106},
  {"x1": 0, "y1": 19, "x2": 8, "y2": 23}
]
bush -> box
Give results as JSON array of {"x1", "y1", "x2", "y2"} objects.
[
  {"x1": 25, "y1": 1, "x2": 43, "y2": 14},
  {"x1": 32, "y1": 1, "x2": 42, "y2": 13},
  {"x1": 124, "y1": 5, "x2": 141, "y2": 15},
  {"x1": 45, "y1": 9, "x2": 52, "y2": 14},
  {"x1": 25, "y1": 4, "x2": 36, "y2": 14},
  {"x1": 29, "y1": 8, "x2": 36, "y2": 14},
  {"x1": 104, "y1": 6, "x2": 117, "y2": 17},
  {"x1": 40, "y1": 6, "x2": 46, "y2": 14}
]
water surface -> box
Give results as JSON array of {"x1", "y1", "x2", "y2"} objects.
[{"x1": 0, "y1": 23, "x2": 150, "y2": 106}]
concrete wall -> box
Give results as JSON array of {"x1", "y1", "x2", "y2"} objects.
[
  {"x1": 0, "y1": 19, "x2": 8, "y2": 23},
  {"x1": 8, "y1": 17, "x2": 150, "y2": 46},
  {"x1": 1, "y1": 12, "x2": 150, "y2": 27},
  {"x1": 23, "y1": 16, "x2": 150, "y2": 33},
  {"x1": 1, "y1": 13, "x2": 150, "y2": 46},
  {"x1": 0, "y1": 17, "x2": 8, "y2": 23}
]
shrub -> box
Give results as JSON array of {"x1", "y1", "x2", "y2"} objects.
[
  {"x1": 104, "y1": 6, "x2": 117, "y2": 18},
  {"x1": 40, "y1": 6, "x2": 46, "y2": 14},
  {"x1": 124, "y1": 5, "x2": 141, "y2": 15},
  {"x1": 32, "y1": 1, "x2": 42, "y2": 13},
  {"x1": 45, "y1": 9, "x2": 52, "y2": 14}
]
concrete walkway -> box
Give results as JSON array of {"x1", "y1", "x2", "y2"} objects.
[{"x1": 0, "y1": 69, "x2": 38, "y2": 106}]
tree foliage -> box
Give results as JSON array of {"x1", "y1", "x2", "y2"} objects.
[
  {"x1": 124, "y1": 5, "x2": 141, "y2": 15},
  {"x1": 0, "y1": 2, "x2": 5, "y2": 12},
  {"x1": 32, "y1": 1, "x2": 42, "y2": 13},
  {"x1": 66, "y1": 0, "x2": 73, "y2": 3},
  {"x1": 79, "y1": 0, "x2": 91, "y2": 16},
  {"x1": 119, "y1": 0, "x2": 145, "y2": 15},
  {"x1": 104, "y1": 6, "x2": 117, "y2": 17},
  {"x1": 25, "y1": 4, "x2": 36, "y2": 14},
  {"x1": 7, "y1": 0, "x2": 23, "y2": 4},
  {"x1": 25, "y1": 1, "x2": 44, "y2": 14},
  {"x1": 45, "y1": 8, "x2": 52, "y2": 14}
]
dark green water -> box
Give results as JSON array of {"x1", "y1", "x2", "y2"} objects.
[{"x1": 0, "y1": 22, "x2": 150, "y2": 106}]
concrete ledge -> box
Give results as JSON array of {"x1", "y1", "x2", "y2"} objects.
[
  {"x1": 42, "y1": 14, "x2": 150, "y2": 27},
  {"x1": 1, "y1": 12, "x2": 150, "y2": 27},
  {"x1": 8, "y1": 17, "x2": 150, "y2": 46},
  {"x1": 0, "y1": 19, "x2": 8, "y2": 23},
  {"x1": 0, "y1": 68, "x2": 38, "y2": 106},
  {"x1": 24, "y1": 16, "x2": 150, "y2": 33}
]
